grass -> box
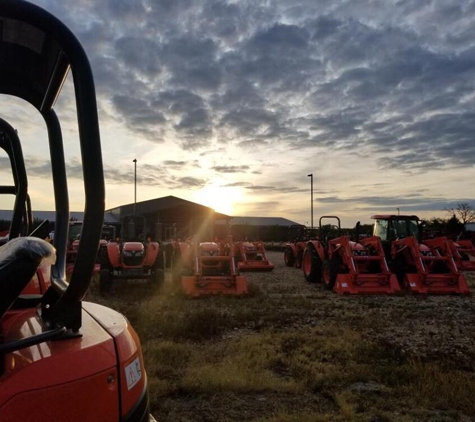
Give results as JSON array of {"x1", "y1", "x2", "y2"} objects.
[{"x1": 86, "y1": 252, "x2": 475, "y2": 421}]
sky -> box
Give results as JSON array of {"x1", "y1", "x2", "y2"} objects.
[{"x1": 1, "y1": 0, "x2": 475, "y2": 228}]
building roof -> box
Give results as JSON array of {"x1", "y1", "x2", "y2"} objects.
[
  {"x1": 0, "y1": 195, "x2": 230, "y2": 224},
  {"x1": 216, "y1": 216, "x2": 300, "y2": 226},
  {"x1": 0, "y1": 210, "x2": 119, "y2": 224},
  {"x1": 106, "y1": 195, "x2": 230, "y2": 220},
  {"x1": 0, "y1": 199, "x2": 300, "y2": 226}
]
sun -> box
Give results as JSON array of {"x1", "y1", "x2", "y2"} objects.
[{"x1": 194, "y1": 184, "x2": 242, "y2": 216}]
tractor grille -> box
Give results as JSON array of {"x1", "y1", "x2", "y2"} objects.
[{"x1": 122, "y1": 251, "x2": 144, "y2": 266}]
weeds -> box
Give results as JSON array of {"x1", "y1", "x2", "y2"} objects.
[{"x1": 87, "y1": 252, "x2": 475, "y2": 421}]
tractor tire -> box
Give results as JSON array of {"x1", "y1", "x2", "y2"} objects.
[
  {"x1": 151, "y1": 269, "x2": 165, "y2": 290},
  {"x1": 152, "y1": 251, "x2": 165, "y2": 270},
  {"x1": 322, "y1": 259, "x2": 338, "y2": 290},
  {"x1": 99, "y1": 269, "x2": 113, "y2": 295},
  {"x1": 302, "y1": 246, "x2": 322, "y2": 283},
  {"x1": 99, "y1": 245, "x2": 111, "y2": 270},
  {"x1": 284, "y1": 247, "x2": 295, "y2": 267},
  {"x1": 171, "y1": 252, "x2": 184, "y2": 284}
]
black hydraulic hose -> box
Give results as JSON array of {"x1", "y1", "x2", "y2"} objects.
[{"x1": 0, "y1": 326, "x2": 67, "y2": 355}]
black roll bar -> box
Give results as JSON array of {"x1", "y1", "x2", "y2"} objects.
[
  {"x1": 0, "y1": 118, "x2": 28, "y2": 238},
  {"x1": 0, "y1": 1, "x2": 105, "y2": 330}
]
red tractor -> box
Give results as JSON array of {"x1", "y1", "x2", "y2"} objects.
[
  {"x1": 447, "y1": 237, "x2": 475, "y2": 271},
  {"x1": 372, "y1": 215, "x2": 469, "y2": 294},
  {"x1": 66, "y1": 221, "x2": 116, "y2": 275},
  {"x1": 172, "y1": 236, "x2": 248, "y2": 297},
  {"x1": 235, "y1": 240, "x2": 274, "y2": 272},
  {"x1": 283, "y1": 224, "x2": 318, "y2": 268},
  {"x1": 302, "y1": 217, "x2": 400, "y2": 294},
  {"x1": 0, "y1": 2, "x2": 154, "y2": 420},
  {"x1": 99, "y1": 215, "x2": 164, "y2": 294}
]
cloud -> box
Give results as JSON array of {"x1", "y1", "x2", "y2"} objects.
[
  {"x1": 38, "y1": 0, "x2": 475, "y2": 174},
  {"x1": 314, "y1": 194, "x2": 475, "y2": 215},
  {"x1": 5, "y1": 0, "x2": 475, "y2": 224},
  {"x1": 211, "y1": 165, "x2": 250, "y2": 174}
]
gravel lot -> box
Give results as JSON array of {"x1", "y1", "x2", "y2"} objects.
[{"x1": 246, "y1": 251, "x2": 475, "y2": 369}]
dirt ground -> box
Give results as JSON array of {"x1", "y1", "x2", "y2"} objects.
[
  {"x1": 249, "y1": 252, "x2": 475, "y2": 367},
  {"x1": 90, "y1": 250, "x2": 475, "y2": 421}
]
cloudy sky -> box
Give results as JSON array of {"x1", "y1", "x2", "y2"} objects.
[{"x1": 1, "y1": 0, "x2": 475, "y2": 227}]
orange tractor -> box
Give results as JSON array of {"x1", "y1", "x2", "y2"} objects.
[
  {"x1": 99, "y1": 215, "x2": 164, "y2": 294},
  {"x1": 447, "y1": 237, "x2": 475, "y2": 271},
  {"x1": 172, "y1": 236, "x2": 248, "y2": 297},
  {"x1": 234, "y1": 240, "x2": 274, "y2": 271},
  {"x1": 283, "y1": 224, "x2": 318, "y2": 268},
  {"x1": 372, "y1": 215, "x2": 469, "y2": 294},
  {"x1": 0, "y1": 2, "x2": 154, "y2": 421},
  {"x1": 302, "y1": 217, "x2": 400, "y2": 294},
  {"x1": 66, "y1": 222, "x2": 117, "y2": 276}
]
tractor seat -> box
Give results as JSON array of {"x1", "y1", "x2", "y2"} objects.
[{"x1": 0, "y1": 237, "x2": 56, "y2": 321}]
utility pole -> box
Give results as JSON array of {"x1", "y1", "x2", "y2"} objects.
[
  {"x1": 308, "y1": 173, "x2": 313, "y2": 229},
  {"x1": 133, "y1": 158, "x2": 137, "y2": 215}
]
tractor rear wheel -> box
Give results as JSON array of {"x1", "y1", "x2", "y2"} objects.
[
  {"x1": 302, "y1": 246, "x2": 322, "y2": 283},
  {"x1": 99, "y1": 269, "x2": 112, "y2": 295},
  {"x1": 153, "y1": 250, "x2": 165, "y2": 271},
  {"x1": 284, "y1": 247, "x2": 294, "y2": 267},
  {"x1": 322, "y1": 259, "x2": 338, "y2": 290},
  {"x1": 99, "y1": 245, "x2": 111, "y2": 270},
  {"x1": 151, "y1": 269, "x2": 165, "y2": 289}
]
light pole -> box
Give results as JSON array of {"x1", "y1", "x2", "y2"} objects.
[
  {"x1": 133, "y1": 158, "x2": 137, "y2": 215},
  {"x1": 308, "y1": 173, "x2": 313, "y2": 229}
]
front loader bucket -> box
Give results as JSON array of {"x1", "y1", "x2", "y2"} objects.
[
  {"x1": 394, "y1": 237, "x2": 471, "y2": 295},
  {"x1": 236, "y1": 241, "x2": 274, "y2": 272},
  {"x1": 237, "y1": 260, "x2": 274, "y2": 272},
  {"x1": 334, "y1": 273, "x2": 401, "y2": 295},
  {"x1": 181, "y1": 275, "x2": 249, "y2": 297},
  {"x1": 404, "y1": 273, "x2": 470, "y2": 295},
  {"x1": 330, "y1": 236, "x2": 401, "y2": 295}
]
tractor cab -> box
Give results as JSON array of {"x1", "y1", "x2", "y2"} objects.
[
  {"x1": 372, "y1": 215, "x2": 421, "y2": 242},
  {"x1": 0, "y1": 2, "x2": 153, "y2": 420},
  {"x1": 372, "y1": 215, "x2": 422, "y2": 257}
]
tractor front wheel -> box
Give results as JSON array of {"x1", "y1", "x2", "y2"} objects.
[
  {"x1": 284, "y1": 247, "x2": 294, "y2": 267},
  {"x1": 322, "y1": 259, "x2": 338, "y2": 291},
  {"x1": 302, "y1": 246, "x2": 321, "y2": 283}
]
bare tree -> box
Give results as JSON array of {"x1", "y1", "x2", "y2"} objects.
[{"x1": 444, "y1": 202, "x2": 475, "y2": 225}]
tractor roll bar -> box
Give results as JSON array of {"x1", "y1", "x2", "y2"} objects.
[
  {"x1": 319, "y1": 215, "x2": 342, "y2": 237},
  {"x1": 0, "y1": 1, "x2": 105, "y2": 330},
  {"x1": 0, "y1": 118, "x2": 29, "y2": 238}
]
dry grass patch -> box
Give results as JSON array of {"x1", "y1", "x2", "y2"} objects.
[{"x1": 86, "y1": 253, "x2": 475, "y2": 421}]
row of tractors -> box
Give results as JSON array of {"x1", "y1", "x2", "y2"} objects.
[
  {"x1": 284, "y1": 215, "x2": 473, "y2": 295},
  {"x1": 92, "y1": 231, "x2": 274, "y2": 296}
]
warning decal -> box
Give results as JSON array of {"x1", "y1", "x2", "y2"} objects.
[{"x1": 125, "y1": 357, "x2": 142, "y2": 390}]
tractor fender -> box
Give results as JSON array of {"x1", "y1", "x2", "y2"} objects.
[
  {"x1": 176, "y1": 242, "x2": 191, "y2": 267},
  {"x1": 106, "y1": 242, "x2": 121, "y2": 268},
  {"x1": 143, "y1": 242, "x2": 159, "y2": 267},
  {"x1": 285, "y1": 243, "x2": 298, "y2": 256},
  {"x1": 83, "y1": 301, "x2": 148, "y2": 419},
  {"x1": 306, "y1": 240, "x2": 326, "y2": 263}
]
